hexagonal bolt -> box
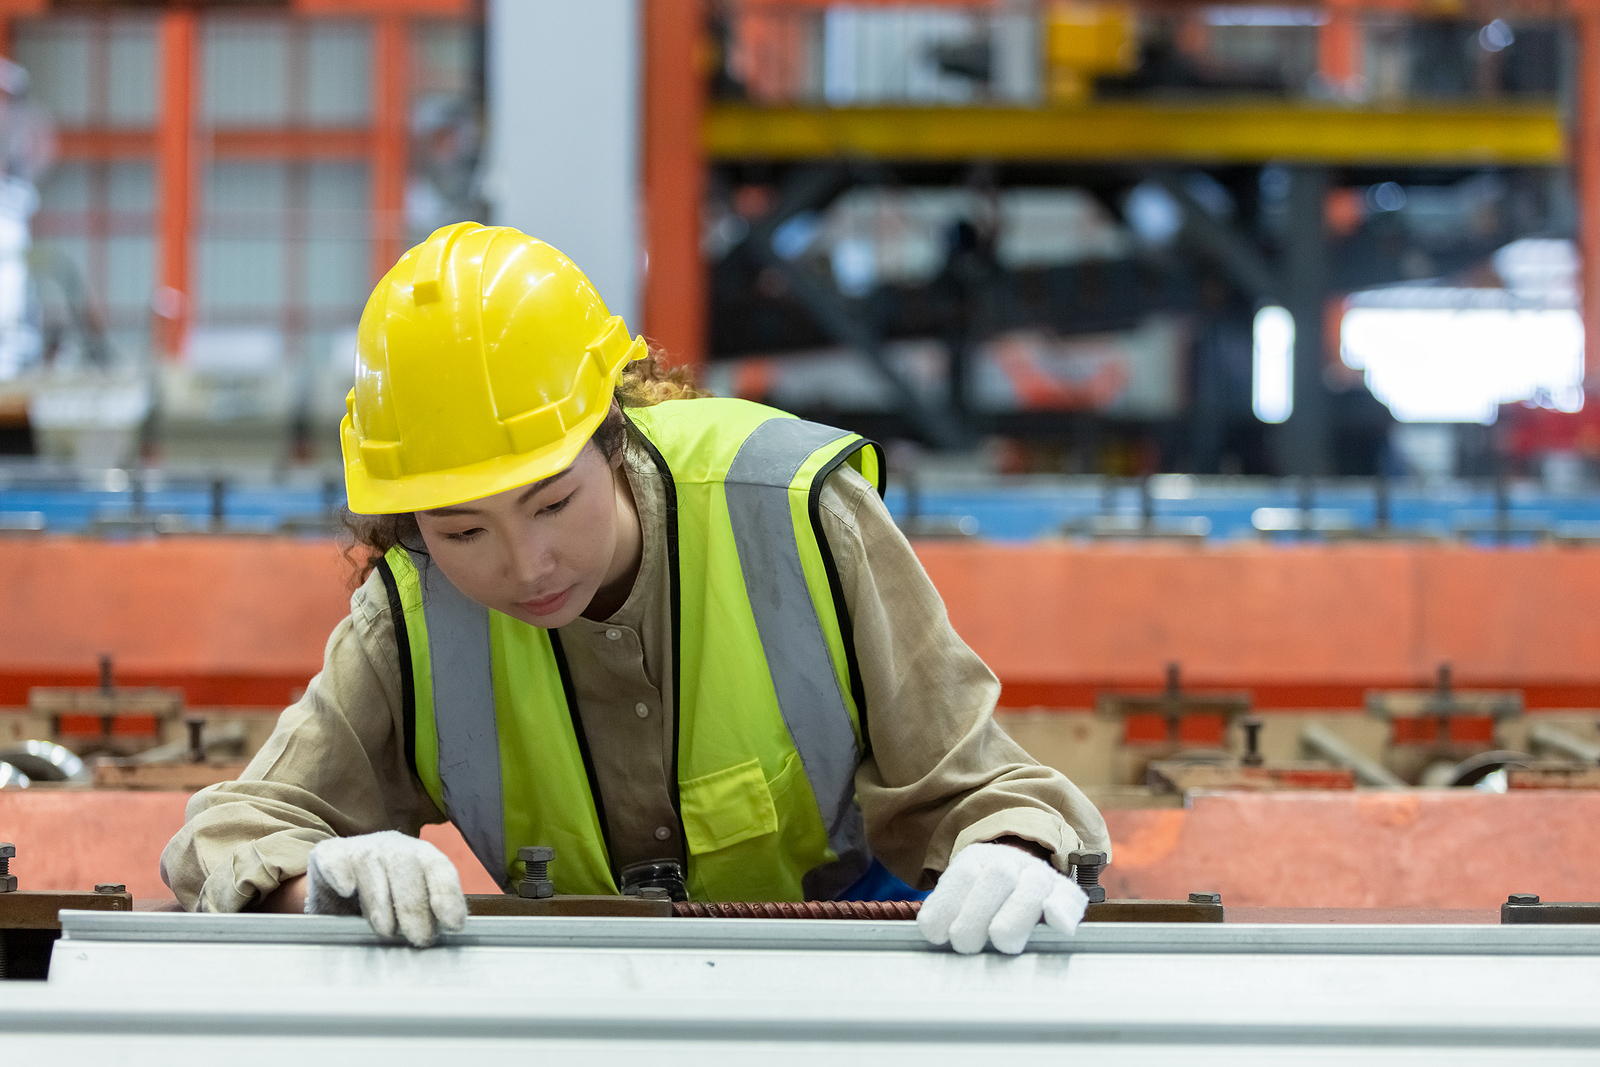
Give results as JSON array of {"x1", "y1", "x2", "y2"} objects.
[
  {"x1": 517, "y1": 846, "x2": 555, "y2": 899},
  {"x1": 0, "y1": 842, "x2": 14, "y2": 893},
  {"x1": 185, "y1": 718, "x2": 206, "y2": 764},
  {"x1": 1507, "y1": 893, "x2": 1541, "y2": 905},
  {"x1": 94, "y1": 884, "x2": 126, "y2": 895},
  {"x1": 1188, "y1": 892, "x2": 1222, "y2": 905},
  {"x1": 1238, "y1": 716, "x2": 1265, "y2": 768},
  {"x1": 1067, "y1": 849, "x2": 1107, "y2": 904}
]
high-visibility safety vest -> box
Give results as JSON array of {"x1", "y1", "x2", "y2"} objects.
[{"x1": 375, "y1": 398, "x2": 885, "y2": 902}]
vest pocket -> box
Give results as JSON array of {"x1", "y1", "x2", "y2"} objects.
[{"x1": 680, "y1": 757, "x2": 780, "y2": 855}]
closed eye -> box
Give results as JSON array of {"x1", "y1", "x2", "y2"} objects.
[
  {"x1": 540, "y1": 490, "x2": 577, "y2": 516},
  {"x1": 444, "y1": 527, "x2": 484, "y2": 541}
]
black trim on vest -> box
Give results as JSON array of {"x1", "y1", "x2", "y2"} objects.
[
  {"x1": 549, "y1": 628, "x2": 614, "y2": 872},
  {"x1": 808, "y1": 439, "x2": 883, "y2": 758},
  {"x1": 375, "y1": 557, "x2": 419, "y2": 779},
  {"x1": 628, "y1": 420, "x2": 687, "y2": 847}
]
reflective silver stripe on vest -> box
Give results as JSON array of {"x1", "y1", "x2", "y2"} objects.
[
  {"x1": 725, "y1": 418, "x2": 871, "y2": 900},
  {"x1": 406, "y1": 549, "x2": 509, "y2": 890}
]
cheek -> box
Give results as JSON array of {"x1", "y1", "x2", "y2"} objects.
[
  {"x1": 571, "y1": 489, "x2": 620, "y2": 566},
  {"x1": 418, "y1": 525, "x2": 515, "y2": 599}
]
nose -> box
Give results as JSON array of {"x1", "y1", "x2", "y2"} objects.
[{"x1": 503, "y1": 530, "x2": 557, "y2": 589}]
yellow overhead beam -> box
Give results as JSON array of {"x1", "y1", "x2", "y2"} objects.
[{"x1": 705, "y1": 102, "x2": 1565, "y2": 166}]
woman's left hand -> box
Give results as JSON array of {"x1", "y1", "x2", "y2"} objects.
[{"x1": 917, "y1": 841, "x2": 1087, "y2": 954}]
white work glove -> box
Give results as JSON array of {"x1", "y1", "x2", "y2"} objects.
[
  {"x1": 305, "y1": 830, "x2": 468, "y2": 948},
  {"x1": 918, "y1": 841, "x2": 1088, "y2": 955}
]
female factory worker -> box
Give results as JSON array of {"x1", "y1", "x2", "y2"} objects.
[{"x1": 161, "y1": 223, "x2": 1110, "y2": 953}]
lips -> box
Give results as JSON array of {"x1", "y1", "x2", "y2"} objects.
[{"x1": 520, "y1": 586, "x2": 573, "y2": 616}]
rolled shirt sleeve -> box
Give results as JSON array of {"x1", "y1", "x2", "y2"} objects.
[
  {"x1": 817, "y1": 465, "x2": 1110, "y2": 888},
  {"x1": 159, "y1": 573, "x2": 445, "y2": 912}
]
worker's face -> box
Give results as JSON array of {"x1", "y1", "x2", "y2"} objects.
[{"x1": 414, "y1": 440, "x2": 638, "y2": 628}]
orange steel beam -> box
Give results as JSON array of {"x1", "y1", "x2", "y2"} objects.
[
  {"x1": 56, "y1": 128, "x2": 373, "y2": 162},
  {"x1": 213, "y1": 128, "x2": 371, "y2": 158},
  {"x1": 156, "y1": 10, "x2": 195, "y2": 361},
  {"x1": 371, "y1": 13, "x2": 408, "y2": 284},
  {"x1": 1577, "y1": 7, "x2": 1600, "y2": 389},
  {"x1": 56, "y1": 129, "x2": 157, "y2": 160},
  {"x1": 1318, "y1": 4, "x2": 1363, "y2": 97},
  {"x1": 292, "y1": 0, "x2": 468, "y2": 13},
  {"x1": 643, "y1": 0, "x2": 707, "y2": 367}
]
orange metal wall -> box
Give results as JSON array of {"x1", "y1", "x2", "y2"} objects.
[
  {"x1": 917, "y1": 541, "x2": 1600, "y2": 709},
  {"x1": 5, "y1": 788, "x2": 1596, "y2": 910},
  {"x1": 1, "y1": 538, "x2": 1599, "y2": 710},
  {"x1": 0, "y1": 537, "x2": 352, "y2": 705}
]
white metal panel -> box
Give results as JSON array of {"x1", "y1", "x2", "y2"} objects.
[
  {"x1": 199, "y1": 162, "x2": 288, "y2": 313},
  {"x1": 37, "y1": 163, "x2": 91, "y2": 212},
  {"x1": 197, "y1": 238, "x2": 286, "y2": 311},
  {"x1": 52, "y1": 911, "x2": 1600, "y2": 956},
  {"x1": 15, "y1": 20, "x2": 92, "y2": 126},
  {"x1": 105, "y1": 18, "x2": 158, "y2": 129},
  {"x1": 305, "y1": 161, "x2": 368, "y2": 212},
  {"x1": 204, "y1": 16, "x2": 289, "y2": 127},
  {"x1": 206, "y1": 161, "x2": 290, "y2": 214},
  {"x1": 304, "y1": 21, "x2": 371, "y2": 126},
  {"x1": 105, "y1": 235, "x2": 155, "y2": 310},
  {"x1": 107, "y1": 160, "x2": 155, "y2": 212},
  {"x1": 29, "y1": 914, "x2": 1600, "y2": 1062},
  {"x1": 485, "y1": 0, "x2": 639, "y2": 329},
  {"x1": 305, "y1": 237, "x2": 369, "y2": 311}
]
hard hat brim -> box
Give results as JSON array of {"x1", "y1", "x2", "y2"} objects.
[{"x1": 340, "y1": 404, "x2": 607, "y2": 516}]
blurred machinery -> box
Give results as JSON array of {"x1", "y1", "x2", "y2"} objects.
[
  {"x1": 0, "y1": 654, "x2": 250, "y2": 794},
  {"x1": 0, "y1": 0, "x2": 1580, "y2": 480},
  {"x1": 1089, "y1": 659, "x2": 1600, "y2": 806},
  {"x1": 681, "y1": 0, "x2": 1587, "y2": 485}
]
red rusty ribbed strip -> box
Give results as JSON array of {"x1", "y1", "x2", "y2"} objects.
[{"x1": 673, "y1": 900, "x2": 923, "y2": 920}]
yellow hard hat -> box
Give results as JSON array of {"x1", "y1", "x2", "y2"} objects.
[{"x1": 341, "y1": 222, "x2": 647, "y2": 514}]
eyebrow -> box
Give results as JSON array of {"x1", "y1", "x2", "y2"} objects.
[{"x1": 423, "y1": 469, "x2": 571, "y2": 517}]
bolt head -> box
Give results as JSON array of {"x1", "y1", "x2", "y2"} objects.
[
  {"x1": 1067, "y1": 850, "x2": 1106, "y2": 866},
  {"x1": 1188, "y1": 892, "x2": 1223, "y2": 905},
  {"x1": 0, "y1": 842, "x2": 14, "y2": 859},
  {"x1": 1507, "y1": 893, "x2": 1540, "y2": 905},
  {"x1": 0, "y1": 874, "x2": 15, "y2": 893},
  {"x1": 94, "y1": 883, "x2": 126, "y2": 894},
  {"x1": 517, "y1": 846, "x2": 555, "y2": 863}
]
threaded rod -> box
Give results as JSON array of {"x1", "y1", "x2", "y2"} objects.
[{"x1": 673, "y1": 900, "x2": 923, "y2": 920}]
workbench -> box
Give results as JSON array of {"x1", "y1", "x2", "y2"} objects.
[{"x1": 1, "y1": 910, "x2": 1596, "y2": 1063}]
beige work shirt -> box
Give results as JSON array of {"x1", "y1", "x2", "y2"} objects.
[{"x1": 162, "y1": 435, "x2": 1110, "y2": 913}]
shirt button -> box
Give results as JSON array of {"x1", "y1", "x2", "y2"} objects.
[
  {"x1": 654, "y1": 826, "x2": 671, "y2": 841},
  {"x1": 635, "y1": 702, "x2": 649, "y2": 719},
  {"x1": 605, "y1": 628, "x2": 621, "y2": 641}
]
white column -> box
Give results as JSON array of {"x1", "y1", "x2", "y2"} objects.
[{"x1": 485, "y1": 0, "x2": 640, "y2": 327}]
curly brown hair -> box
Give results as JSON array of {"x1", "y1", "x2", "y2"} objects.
[{"x1": 340, "y1": 344, "x2": 706, "y2": 587}]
